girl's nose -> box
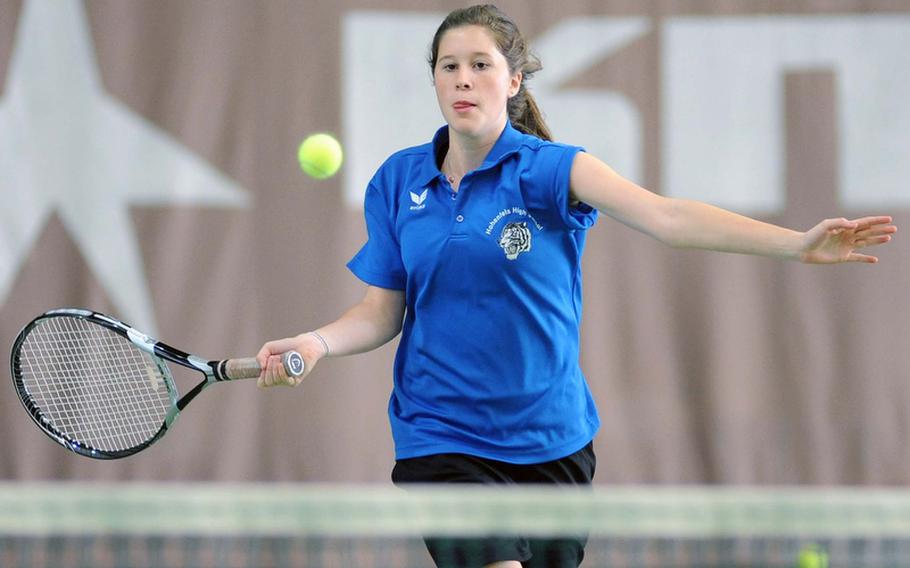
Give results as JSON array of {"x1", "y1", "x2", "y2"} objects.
[{"x1": 455, "y1": 71, "x2": 471, "y2": 90}]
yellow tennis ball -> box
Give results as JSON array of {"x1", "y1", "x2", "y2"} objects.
[
  {"x1": 297, "y1": 133, "x2": 343, "y2": 179},
  {"x1": 797, "y1": 544, "x2": 829, "y2": 568}
]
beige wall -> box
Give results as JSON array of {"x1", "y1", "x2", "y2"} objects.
[{"x1": 0, "y1": 0, "x2": 907, "y2": 485}]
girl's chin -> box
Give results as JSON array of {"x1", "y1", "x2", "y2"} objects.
[{"x1": 446, "y1": 117, "x2": 504, "y2": 141}]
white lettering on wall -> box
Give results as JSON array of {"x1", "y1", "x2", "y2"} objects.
[
  {"x1": 533, "y1": 17, "x2": 649, "y2": 188},
  {"x1": 342, "y1": 12, "x2": 442, "y2": 208},
  {"x1": 664, "y1": 15, "x2": 910, "y2": 212}
]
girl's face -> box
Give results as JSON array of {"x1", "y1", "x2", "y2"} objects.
[{"x1": 433, "y1": 25, "x2": 522, "y2": 143}]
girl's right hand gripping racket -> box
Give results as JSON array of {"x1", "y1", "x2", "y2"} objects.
[{"x1": 9, "y1": 308, "x2": 305, "y2": 459}]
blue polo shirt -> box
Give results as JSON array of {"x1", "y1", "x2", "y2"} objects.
[{"x1": 347, "y1": 122, "x2": 600, "y2": 464}]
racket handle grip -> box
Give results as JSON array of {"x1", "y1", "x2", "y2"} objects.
[{"x1": 220, "y1": 351, "x2": 305, "y2": 380}]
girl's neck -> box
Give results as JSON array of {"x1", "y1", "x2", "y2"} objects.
[{"x1": 444, "y1": 122, "x2": 503, "y2": 179}]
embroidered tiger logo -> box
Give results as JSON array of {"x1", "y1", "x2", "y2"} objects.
[{"x1": 498, "y1": 222, "x2": 531, "y2": 260}]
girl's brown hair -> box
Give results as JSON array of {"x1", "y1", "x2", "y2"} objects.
[{"x1": 428, "y1": 4, "x2": 552, "y2": 141}]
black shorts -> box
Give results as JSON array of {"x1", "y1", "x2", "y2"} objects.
[{"x1": 391, "y1": 442, "x2": 596, "y2": 568}]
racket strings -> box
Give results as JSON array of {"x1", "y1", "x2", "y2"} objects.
[{"x1": 17, "y1": 317, "x2": 172, "y2": 453}]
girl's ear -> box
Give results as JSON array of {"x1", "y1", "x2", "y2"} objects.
[{"x1": 508, "y1": 71, "x2": 522, "y2": 98}]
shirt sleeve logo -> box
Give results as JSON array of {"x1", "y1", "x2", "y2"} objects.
[{"x1": 499, "y1": 222, "x2": 532, "y2": 260}]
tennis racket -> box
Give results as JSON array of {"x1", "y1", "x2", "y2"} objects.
[{"x1": 10, "y1": 308, "x2": 305, "y2": 459}]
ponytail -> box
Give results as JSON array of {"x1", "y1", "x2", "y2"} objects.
[{"x1": 508, "y1": 72, "x2": 551, "y2": 141}]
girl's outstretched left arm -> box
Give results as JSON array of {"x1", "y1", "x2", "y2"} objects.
[{"x1": 569, "y1": 152, "x2": 897, "y2": 263}]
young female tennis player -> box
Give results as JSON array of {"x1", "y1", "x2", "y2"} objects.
[{"x1": 256, "y1": 5, "x2": 896, "y2": 567}]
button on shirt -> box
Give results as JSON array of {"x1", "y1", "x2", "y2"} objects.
[{"x1": 347, "y1": 122, "x2": 600, "y2": 464}]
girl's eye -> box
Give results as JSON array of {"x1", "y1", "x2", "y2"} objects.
[
  {"x1": 474, "y1": 62, "x2": 489, "y2": 70},
  {"x1": 442, "y1": 63, "x2": 456, "y2": 72}
]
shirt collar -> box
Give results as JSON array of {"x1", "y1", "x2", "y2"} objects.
[{"x1": 417, "y1": 122, "x2": 526, "y2": 186}]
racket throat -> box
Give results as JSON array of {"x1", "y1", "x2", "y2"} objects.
[{"x1": 174, "y1": 376, "x2": 214, "y2": 413}]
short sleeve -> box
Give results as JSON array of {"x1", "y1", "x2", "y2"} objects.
[
  {"x1": 551, "y1": 146, "x2": 597, "y2": 230},
  {"x1": 346, "y1": 183, "x2": 407, "y2": 290},
  {"x1": 522, "y1": 144, "x2": 598, "y2": 231}
]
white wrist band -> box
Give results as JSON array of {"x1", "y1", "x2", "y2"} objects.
[{"x1": 308, "y1": 331, "x2": 330, "y2": 357}]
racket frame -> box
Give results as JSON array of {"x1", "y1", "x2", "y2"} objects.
[{"x1": 10, "y1": 308, "x2": 272, "y2": 459}]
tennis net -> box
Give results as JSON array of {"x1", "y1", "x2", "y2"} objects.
[{"x1": 2, "y1": 483, "x2": 909, "y2": 567}]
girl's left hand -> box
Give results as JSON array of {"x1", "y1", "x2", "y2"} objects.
[{"x1": 800, "y1": 216, "x2": 897, "y2": 264}]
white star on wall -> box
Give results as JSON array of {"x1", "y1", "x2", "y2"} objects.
[{"x1": 0, "y1": 0, "x2": 250, "y2": 333}]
